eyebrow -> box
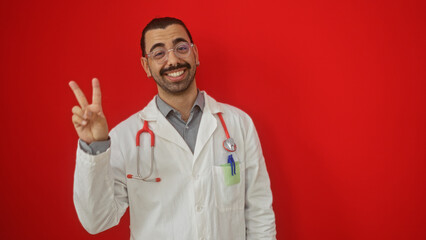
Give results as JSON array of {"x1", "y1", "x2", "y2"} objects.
[
  {"x1": 149, "y1": 43, "x2": 165, "y2": 53},
  {"x1": 173, "y1": 38, "x2": 188, "y2": 45}
]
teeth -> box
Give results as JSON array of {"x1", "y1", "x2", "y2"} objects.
[{"x1": 167, "y1": 70, "x2": 184, "y2": 77}]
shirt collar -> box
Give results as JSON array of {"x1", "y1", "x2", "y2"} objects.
[{"x1": 155, "y1": 90, "x2": 205, "y2": 118}]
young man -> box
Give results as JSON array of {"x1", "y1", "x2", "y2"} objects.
[{"x1": 70, "y1": 17, "x2": 276, "y2": 240}]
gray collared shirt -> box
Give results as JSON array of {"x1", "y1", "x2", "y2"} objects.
[
  {"x1": 155, "y1": 91, "x2": 204, "y2": 153},
  {"x1": 80, "y1": 91, "x2": 205, "y2": 154}
]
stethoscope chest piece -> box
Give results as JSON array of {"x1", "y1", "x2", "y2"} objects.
[{"x1": 223, "y1": 137, "x2": 237, "y2": 152}]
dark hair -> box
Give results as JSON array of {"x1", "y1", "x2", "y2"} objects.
[{"x1": 140, "y1": 17, "x2": 193, "y2": 57}]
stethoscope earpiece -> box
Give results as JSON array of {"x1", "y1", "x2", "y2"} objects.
[{"x1": 127, "y1": 174, "x2": 161, "y2": 182}]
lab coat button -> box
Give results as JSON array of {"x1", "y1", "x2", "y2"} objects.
[{"x1": 196, "y1": 205, "x2": 203, "y2": 212}]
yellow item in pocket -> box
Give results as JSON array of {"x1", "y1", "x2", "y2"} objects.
[{"x1": 220, "y1": 162, "x2": 240, "y2": 186}]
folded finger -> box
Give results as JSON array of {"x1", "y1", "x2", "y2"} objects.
[
  {"x1": 84, "y1": 104, "x2": 102, "y2": 119},
  {"x1": 72, "y1": 105, "x2": 84, "y2": 118},
  {"x1": 72, "y1": 114, "x2": 87, "y2": 126}
]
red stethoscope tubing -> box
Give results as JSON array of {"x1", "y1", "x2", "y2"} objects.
[
  {"x1": 128, "y1": 120, "x2": 158, "y2": 181},
  {"x1": 218, "y1": 112, "x2": 237, "y2": 152},
  {"x1": 217, "y1": 112, "x2": 230, "y2": 139},
  {"x1": 136, "y1": 120, "x2": 154, "y2": 147}
]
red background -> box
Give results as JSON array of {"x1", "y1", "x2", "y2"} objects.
[{"x1": 1, "y1": 0, "x2": 425, "y2": 239}]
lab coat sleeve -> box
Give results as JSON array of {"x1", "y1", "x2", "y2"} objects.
[
  {"x1": 73, "y1": 130, "x2": 128, "y2": 234},
  {"x1": 244, "y1": 117, "x2": 277, "y2": 239}
]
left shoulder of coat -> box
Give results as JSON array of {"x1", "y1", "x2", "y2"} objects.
[{"x1": 203, "y1": 91, "x2": 254, "y2": 128}]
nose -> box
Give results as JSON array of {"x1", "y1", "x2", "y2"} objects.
[{"x1": 165, "y1": 49, "x2": 180, "y2": 66}]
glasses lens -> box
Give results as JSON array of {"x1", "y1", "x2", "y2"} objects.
[
  {"x1": 175, "y1": 42, "x2": 191, "y2": 57},
  {"x1": 148, "y1": 43, "x2": 192, "y2": 63},
  {"x1": 151, "y1": 49, "x2": 166, "y2": 61}
]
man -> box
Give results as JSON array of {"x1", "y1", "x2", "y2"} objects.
[{"x1": 69, "y1": 17, "x2": 276, "y2": 240}]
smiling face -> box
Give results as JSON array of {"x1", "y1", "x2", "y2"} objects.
[{"x1": 141, "y1": 24, "x2": 199, "y2": 96}]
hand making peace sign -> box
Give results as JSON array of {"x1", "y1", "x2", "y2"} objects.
[{"x1": 69, "y1": 78, "x2": 109, "y2": 144}]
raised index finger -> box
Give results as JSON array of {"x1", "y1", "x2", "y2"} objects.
[
  {"x1": 69, "y1": 81, "x2": 89, "y2": 108},
  {"x1": 92, "y1": 78, "x2": 102, "y2": 105}
]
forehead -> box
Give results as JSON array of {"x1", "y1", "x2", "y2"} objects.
[{"x1": 145, "y1": 24, "x2": 191, "y2": 50}]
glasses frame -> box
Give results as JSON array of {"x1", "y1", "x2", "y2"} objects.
[{"x1": 146, "y1": 42, "x2": 194, "y2": 64}]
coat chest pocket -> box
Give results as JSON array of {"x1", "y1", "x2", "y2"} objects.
[
  {"x1": 212, "y1": 154, "x2": 245, "y2": 211},
  {"x1": 127, "y1": 178, "x2": 163, "y2": 211}
]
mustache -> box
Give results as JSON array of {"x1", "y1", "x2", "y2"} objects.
[{"x1": 160, "y1": 63, "x2": 191, "y2": 76}]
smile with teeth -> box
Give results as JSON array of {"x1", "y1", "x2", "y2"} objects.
[{"x1": 167, "y1": 70, "x2": 185, "y2": 77}]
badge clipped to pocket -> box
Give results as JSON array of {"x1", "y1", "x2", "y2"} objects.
[{"x1": 220, "y1": 152, "x2": 240, "y2": 186}]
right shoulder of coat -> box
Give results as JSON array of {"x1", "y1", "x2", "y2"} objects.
[
  {"x1": 108, "y1": 111, "x2": 142, "y2": 140},
  {"x1": 109, "y1": 98, "x2": 157, "y2": 139}
]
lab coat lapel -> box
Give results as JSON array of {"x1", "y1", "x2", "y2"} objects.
[
  {"x1": 139, "y1": 97, "x2": 192, "y2": 153},
  {"x1": 193, "y1": 93, "x2": 222, "y2": 160},
  {"x1": 155, "y1": 115, "x2": 192, "y2": 153}
]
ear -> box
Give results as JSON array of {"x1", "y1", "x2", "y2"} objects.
[
  {"x1": 193, "y1": 44, "x2": 200, "y2": 66},
  {"x1": 141, "y1": 57, "x2": 152, "y2": 78}
]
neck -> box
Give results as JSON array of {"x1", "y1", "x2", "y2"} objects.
[{"x1": 157, "y1": 81, "x2": 198, "y2": 122}]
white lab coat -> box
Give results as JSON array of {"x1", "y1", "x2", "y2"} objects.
[{"x1": 73, "y1": 92, "x2": 276, "y2": 240}]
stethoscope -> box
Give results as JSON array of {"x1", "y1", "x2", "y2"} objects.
[{"x1": 126, "y1": 112, "x2": 236, "y2": 182}]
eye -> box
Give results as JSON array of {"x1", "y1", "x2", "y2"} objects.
[
  {"x1": 176, "y1": 43, "x2": 189, "y2": 53},
  {"x1": 152, "y1": 50, "x2": 166, "y2": 59}
]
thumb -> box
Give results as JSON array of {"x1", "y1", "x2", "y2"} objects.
[{"x1": 84, "y1": 104, "x2": 103, "y2": 119}]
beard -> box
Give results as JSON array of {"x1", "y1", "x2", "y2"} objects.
[{"x1": 151, "y1": 62, "x2": 196, "y2": 95}]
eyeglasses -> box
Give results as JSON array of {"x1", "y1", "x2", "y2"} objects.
[{"x1": 147, "y1": 42, "x2": 194, "y2": 64}]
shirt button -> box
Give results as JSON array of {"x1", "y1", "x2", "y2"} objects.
[{"x1": 196, "y1": 205, "x2": 203, "y2": 212}]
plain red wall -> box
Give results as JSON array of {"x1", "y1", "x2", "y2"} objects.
[{"x1": 0, "y1": 0, "x2": 425, "y2": 239}]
